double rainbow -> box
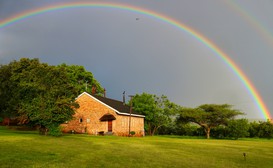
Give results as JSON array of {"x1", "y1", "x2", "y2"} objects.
[{"x1": 0, "y1": 2, "x2": 271, "y2": 120}]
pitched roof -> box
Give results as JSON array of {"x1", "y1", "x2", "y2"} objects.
[{"x1": 77, "y1": 92, "x2": 145, "y2": 118}]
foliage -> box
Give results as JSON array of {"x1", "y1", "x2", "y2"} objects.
[
  {"x1": 130, "y1": 131, "x2": 136, "y2": 136},
  {"x1": 226, "y1": 119, "x2": 250, "y2": 139},
  {"x1": 210, "y1": 125, "x2": 227, "y2": 139},
  {"x1": 158, "y1": 122, "x2": 205, "y2": 136},
  {"x1": 0, "y1": 62, "x2": 19, "y2": 118},
  {"x1": 132, "y1": 93, "x2": 179, "y2": 136},
  {"x1": 57, "y1": 64, "x2": 103, "y2": 95},
  {"x1": 177, "y1": 104, "x2": 244, "y2": 139},
  {"x1": 248, "y1": 120, "x2": 273, "y2": 138},
  {"x1": 48, "y1": 125, "x2": 63, "y2": 137},
  {"x1": 248, "y1": 121, "x2": 260, "y2": 138},
  {"x1": 176, "y1": 123, "x2": 203, "y2": 136},
  {"x1": 256, "y1": 120, "x2": 273, "y2": 139},
  {"x1": 0, "y1": 58, "x2": 102, "y2": 135},
  {"x1": 157, "y1": 122, "x2": 177, "y2": 135}
]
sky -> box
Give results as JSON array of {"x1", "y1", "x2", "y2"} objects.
[{"x1": 0, "y1": 0, "x2": 273, "y2": 120}]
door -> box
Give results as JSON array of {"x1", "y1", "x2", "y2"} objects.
[{"x1": 108, "y1": 120, "x2": 112, "y2": 132}]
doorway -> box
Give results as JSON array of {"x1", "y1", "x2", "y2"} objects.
[{"x1": 108, "y1": 120, "x2": 112, "y2": 132}]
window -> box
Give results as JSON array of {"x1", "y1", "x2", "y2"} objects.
[
  {"x1": 79, "y1": 118, "x2": 83, "y2": 123},
  {"x1": 87, "y1": 118, "x2": 90, "y2": 123}
]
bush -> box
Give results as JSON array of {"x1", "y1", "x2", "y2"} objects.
[
  {"x1": 130, "y1": 131, "x2": 136, "y2": 136},
  {"x1": 249, "y1": 121, "x2": 260, "y2": 138},
  {"x1": 226, "y1": 119, "x2": 249, "y2": 139},
  {"x1": 157, "y1": 122, "x2": 177, "y2": 135},
  {"x1": 175, "y1": 123, "x2": 204, "y2": 136},
  {"x1": 257, "y1": 120, "x2": 273, "y2": 139},
  {"x1": 48, "y1": 125, "x2": 63, "y2": 137},
  {"x1": 211, "y1": 126, "x2": 227, "y2": 139},
  {"x1": 248, "y1": 120, "x2": 273, "y2": 139}
]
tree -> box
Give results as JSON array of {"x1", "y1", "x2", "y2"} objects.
[
  {"x1": 132, "y1": 93, "x2": 179, "y2": 136},
  {"x1": 257, "y1": 120, "x2": 273, "y2": 139},
  {"x1": 249, "y1": 121, "x2": 260, "y2": 138},
  {"x1": 17, "y1": 65, "x2": 80, "y2": 135},
  {"x1": 0, "y1": 58, "x2": 103, "y2": 135},
  {"x1": 57, "y1": 64, "x2": 103, "y2": 95},
  {"x1": 177, "y1": 104, "x2": 244, "y2": 139},
  {"x1": 226, "y1": 119, "x2": 249, "y2": 139}
]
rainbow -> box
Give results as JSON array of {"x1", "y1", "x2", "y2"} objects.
[
  {"x1": 0, "y1": 2, "x2": 271, "y2": 120},
  {"x1": 225, "y1": 0, "x2": 273, "y2": 48}
]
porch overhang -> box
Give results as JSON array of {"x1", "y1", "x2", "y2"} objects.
[{"x1": 99, "y1": 113, "x2": 116, "y2": 121}]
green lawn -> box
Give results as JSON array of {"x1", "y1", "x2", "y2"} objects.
[{"x1": 0, "y1": 126, "x2": 272, "y2": 168}]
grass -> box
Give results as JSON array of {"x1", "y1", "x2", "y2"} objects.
[{"x1": 0, "y1": 126, "x2": 273, "y2": 168}]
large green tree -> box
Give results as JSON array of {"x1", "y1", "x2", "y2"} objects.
[
  {"x1": 177, "y1": 104, "x2": 244, "y2": 139},
  {"x1": 0, "y1": 58, "x2": 102, "y2": 135},
  {"x1": 17, "y1": 64, "x2": 80, "y2": 135},
  {"x1": 132, "y1": 93, "x2": 179, "y2": 136}
]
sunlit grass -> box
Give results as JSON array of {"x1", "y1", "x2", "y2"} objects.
[{"x1": 0, "y1": 126, "x2": 272, "y2": 168}]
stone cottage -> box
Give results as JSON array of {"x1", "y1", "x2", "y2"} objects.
[{"x1": 62, "y1": 92, "x2": 145, "y2": 136}]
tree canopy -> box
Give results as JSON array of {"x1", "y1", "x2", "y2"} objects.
[
  {"x1": 177, "y1": 104, "x2": 244, "y2": 139},
  {"x1": 132, "y1": 93, "x2": 179, "y2": 136},
  {"x1": 57, "y1": 63, "x2": 103, "y2": 95}
]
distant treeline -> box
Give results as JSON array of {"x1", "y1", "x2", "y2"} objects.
[
  {"x1": 158, "y1": 119, "x2": 273, "y2": 139},
  {"x1": 131, "y1": 92, "x2": 273, "y2": 139}
]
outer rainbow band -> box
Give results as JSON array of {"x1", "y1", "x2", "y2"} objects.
[{"x1": 0, "y1": 2, "x2": 271, "y2": 120}]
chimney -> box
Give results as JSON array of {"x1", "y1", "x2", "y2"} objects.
[
  {"x1": 91, "y1": 86, "x2": 96, "y2": 95},
  {"x1": 123, "y1": 91, "x2": 126, "y2": 105},
  {"x1": 103, "y1": 88, "x2": 106, "y2": 97}
]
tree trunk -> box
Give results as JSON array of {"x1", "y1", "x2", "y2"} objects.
[
  {"x1": 205, "y1": 127, "x2": 211, "y2": 139},
  {"x1": 152, "y1": 125, "x2": 161, "y2": 136},
  {"x1": 39, "y1": 125, "x2": 48, "y2": 135},
  {"x1": 148, "y1": 123, "x2": 153, "y2": 136},
  {"x1": 152, "y1": 127, "x2": 156, "y2": 136}
]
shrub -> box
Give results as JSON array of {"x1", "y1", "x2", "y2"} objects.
[
  {"x1": 211, "y1": 125, "x2": 227, "y2": 139},
  {"x1": 226, "y1": 119, "x2": 249, "y2": 140},
  {"x1": 130, "y1": 131, "x2": 136, "y2": 136},
  {"x1": 249, "y1": 121, "x2": 260, "y2": 138},
  {"x1": 257, "y1": 120, "x2": 273, "y2": 139},
  {"x1": 48, "y1": 125, "x2": 63, "y2": 137}
]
